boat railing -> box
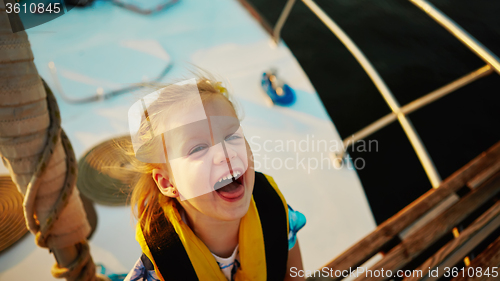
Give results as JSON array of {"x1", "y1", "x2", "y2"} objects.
[{"x1": 272, "y1": 0, "x2": 500, "y2": 189}]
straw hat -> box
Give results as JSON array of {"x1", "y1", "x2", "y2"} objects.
[
  {"x1": 0, "y1": 176, "x2": 28, "y2": 252},
  {"x1": 77, "y1": 136, "x2": 138, "y2": 206}
]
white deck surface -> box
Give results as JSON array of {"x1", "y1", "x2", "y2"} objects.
[{"x1": 0, "y1": 0, "x2": 376, "y2": 279}]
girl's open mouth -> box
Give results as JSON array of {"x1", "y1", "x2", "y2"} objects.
[{"x1": 214, "y1": 171, "x2": 245, "y2": 202}]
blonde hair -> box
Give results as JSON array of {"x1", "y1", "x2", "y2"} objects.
[{"x1": 123, "y1": 76, "x2": 240, "y2": 237}]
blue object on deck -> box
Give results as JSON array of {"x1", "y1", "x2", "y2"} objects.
[
  {"x1": 96, "y1": 263, "x2": 128, "y2": 281},
  {"x1": 261, "y1": 71, "x2": 296, "y2": 106}
]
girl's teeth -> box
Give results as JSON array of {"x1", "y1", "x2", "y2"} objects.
[{"x1": 218, "y1": 172, "x2": 241, "y2": 183}]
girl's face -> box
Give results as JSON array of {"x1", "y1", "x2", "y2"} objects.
[{"x1": 164, "y1": 96, "x2": 255, "y2": 222}]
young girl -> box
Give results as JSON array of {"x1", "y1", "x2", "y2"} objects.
[{"x1": 123, "y1": 76, "x2": 306, "y2": 281}]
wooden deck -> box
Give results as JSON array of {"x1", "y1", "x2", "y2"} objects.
[{"x1": 310, "y1": 141, "x2": 500, "y2": 280}]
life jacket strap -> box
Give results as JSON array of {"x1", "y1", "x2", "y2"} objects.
[
  {"x1": 144, "y1": 209, "x2": 199, "y2": 281},
  {"x1": 253, "y1": 172, "x2": 289, "y2": 281}
]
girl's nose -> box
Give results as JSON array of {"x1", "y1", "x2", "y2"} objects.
[{"x1": 213, "y1": 143, "x2": 237, "y2": 164}]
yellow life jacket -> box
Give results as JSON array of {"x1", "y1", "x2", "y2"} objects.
[{"x1": 136, "y1": 171, "x2": 290, "y2": 281}]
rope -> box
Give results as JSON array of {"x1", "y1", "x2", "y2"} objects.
[
  {"x1": 77, "y1": 136, "x2": 137, "y2": 206},
  {"x1": 0, "y1": 7, "x2": 106, "y2": 279},
  {"x1": 24, "y1": 81, "x2": 102, "y2": 281},
  {"x1": 48, "y1": 60, "x2": 173, "y2": 104},
  {"x1": 0, "y1": 176, "x2": 28, "y2": 252}
]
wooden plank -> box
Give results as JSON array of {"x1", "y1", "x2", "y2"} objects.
[
  {"x1": 323, "y1": 141, "x2": 500, "y2": 279},
  {"x1": 451, "y1": 236, "x2": 500, "y2": 281},
  {"x1": 405, "y1": 200, "x2": 500, "y2": 281},
  {"x1": 468, "y1": 160, "x2": 500, "y2": 189},
  {"x1": 354, "y1": 172, "x2": 500, "y2": 281},
  {"x1": 399, "y1": 194, "x2": 459, "y2": 239}
]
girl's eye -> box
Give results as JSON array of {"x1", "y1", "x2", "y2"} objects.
[
  {"x1": 225, "y1": 134, "x2": 241, "y2": 141},
  {"x1": 189, "y1": 145, "x2": 208, "y2": 155}
]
